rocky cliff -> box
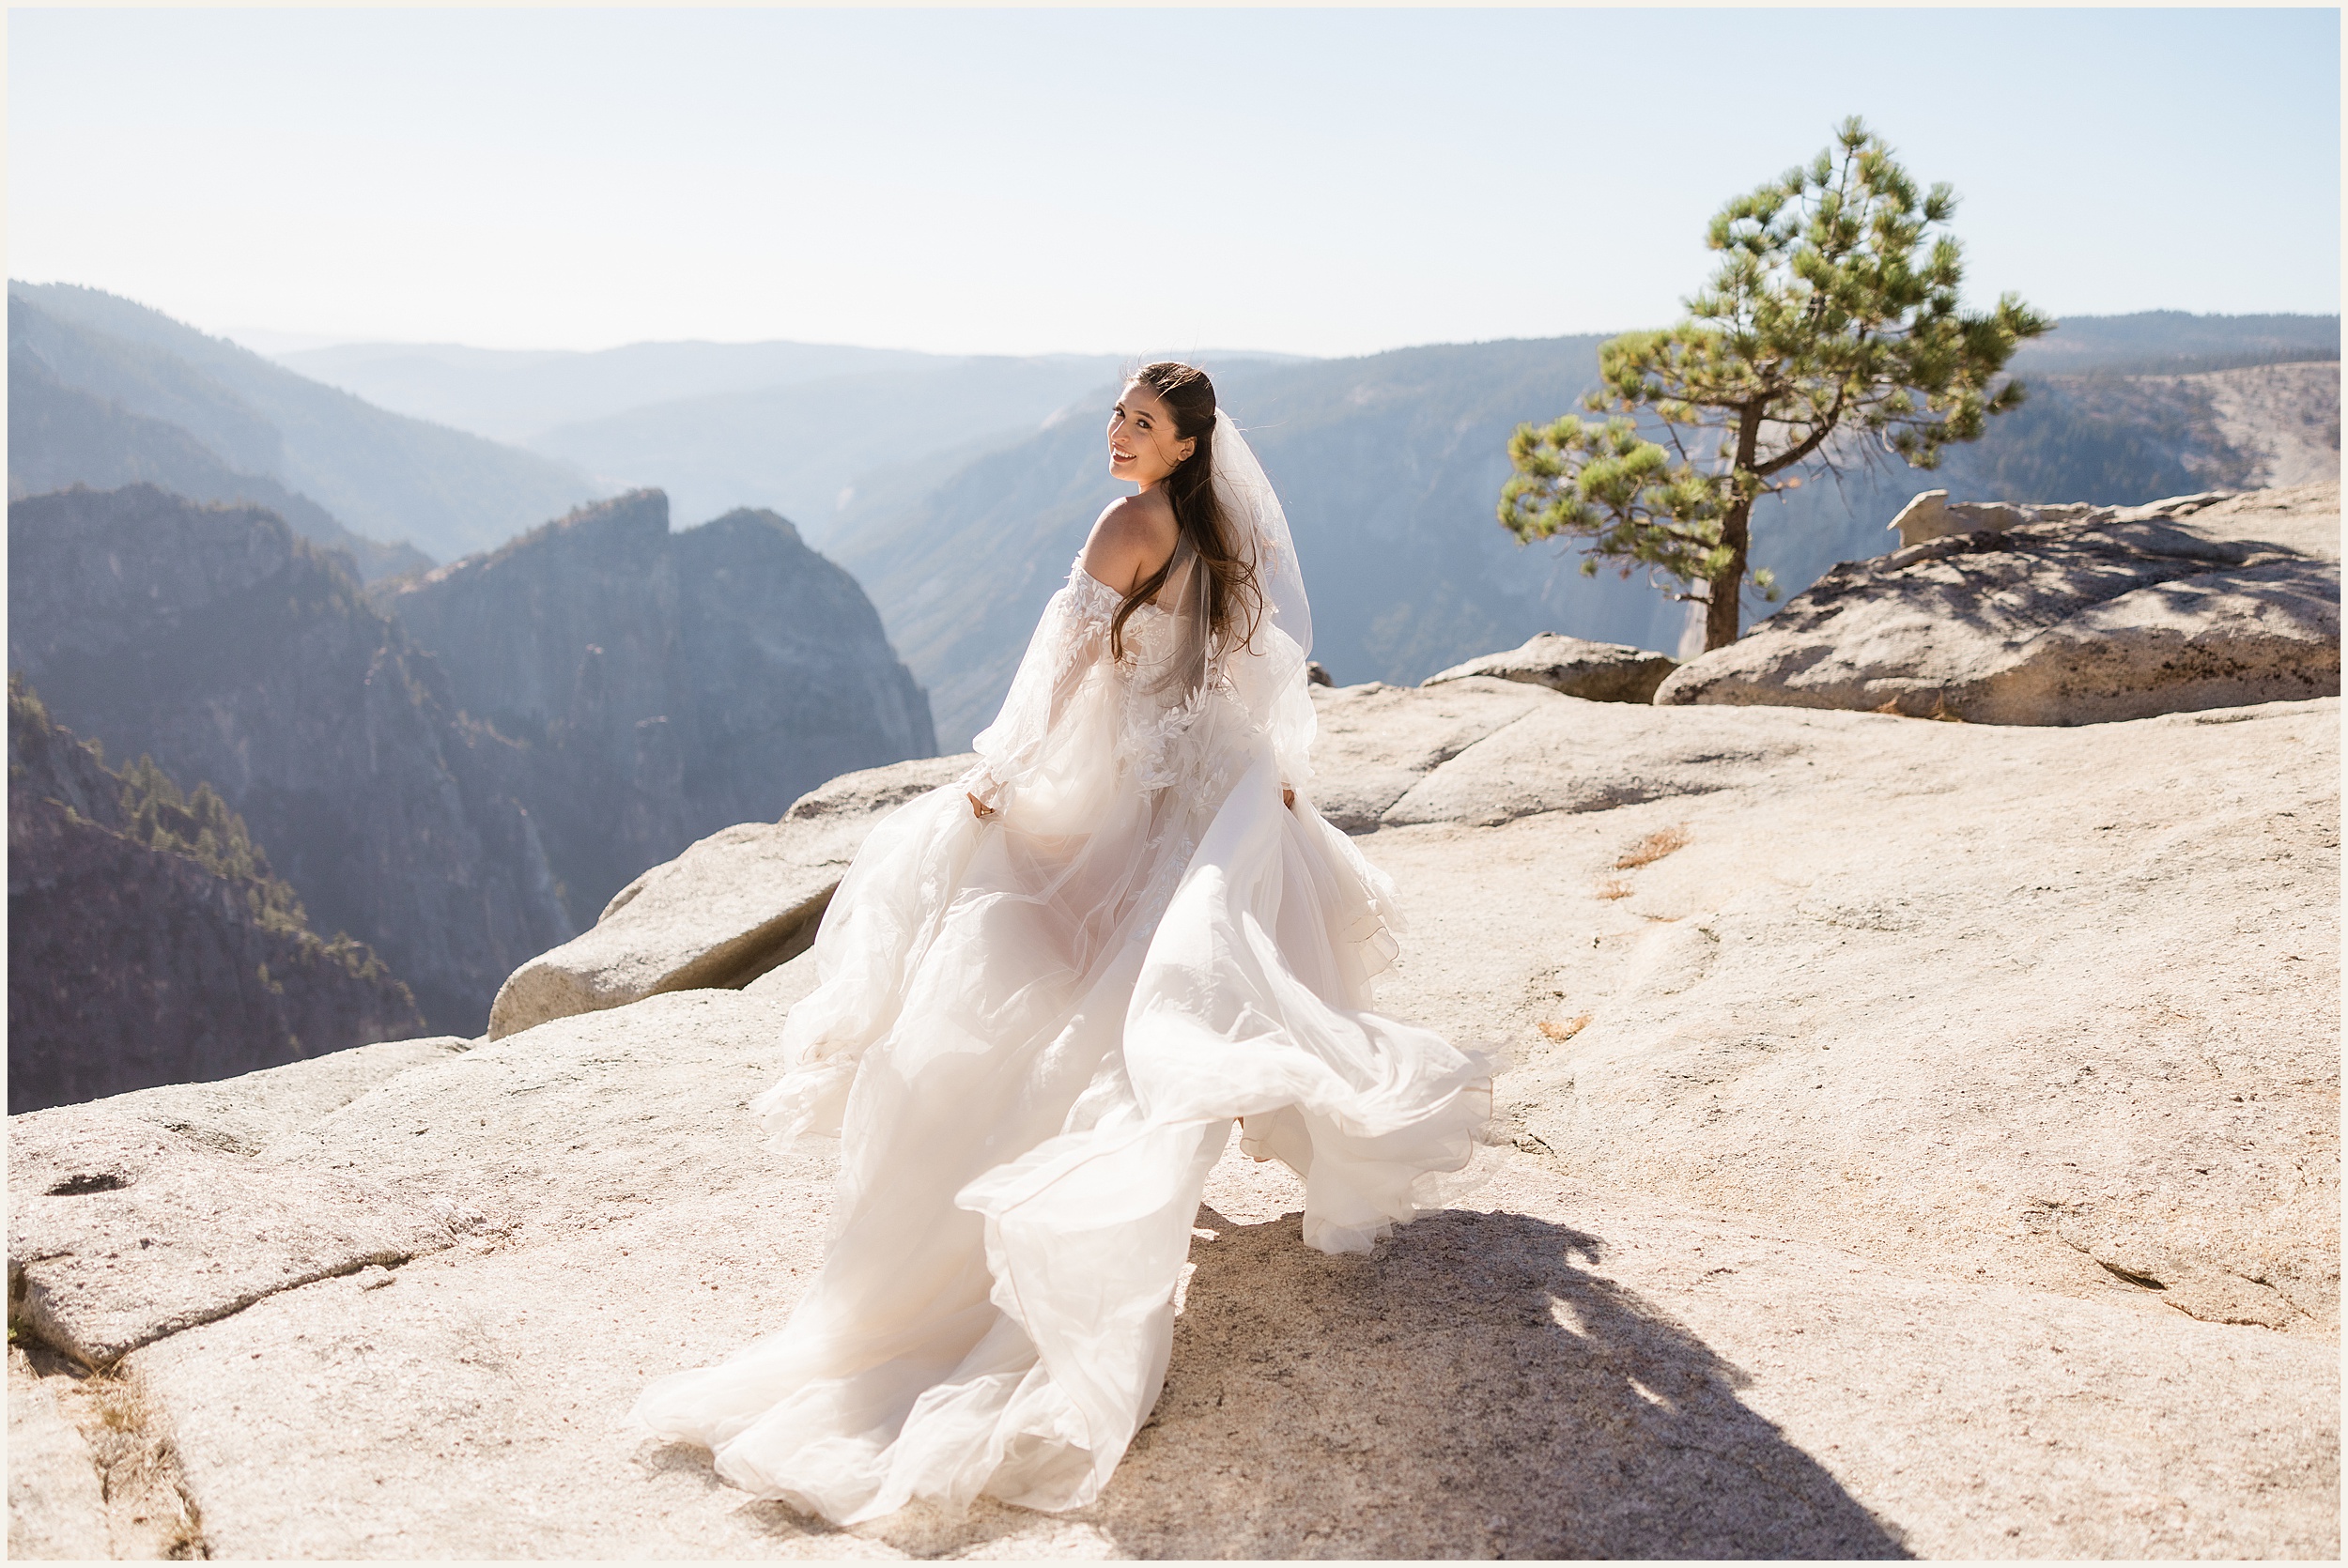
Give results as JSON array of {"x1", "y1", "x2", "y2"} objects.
[
  {"x1": 6, "y1": 485, "x2": 2337, "y2": 1559},
  {"x1": 372, "y1": 490, "x2": 935, "y2": 929},
  {"x1": 8, "y1": 485, "x2": 574, "y2": 1033},
  {"x1": 8, "y1": 677, "x2": 423, "y2": 1114}
]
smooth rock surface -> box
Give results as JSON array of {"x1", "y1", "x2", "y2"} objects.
[
  {"x1": 1659, "y1": 482, "x2": 2340, "y2": 723},
  {"x1": 7, "y1": 1346, "x2": 109, "y2": 1560},
  {"x1": 1300, "y1": 677, "x2": 1551, "y2": 831},
  {"x1": 487, "y1": 754, "x2": 975, "y2": 1038},
  {"x1": 7, "y1": 1115, "x2": 476, "y2": 1368},
  {"x1": 1423, "y1": 631, "x2": 1678, "y2": 704},
  {"x1": 8, "y1": 683, "x2": 2337, "y2": 1557},
  {"x1": 1352, "y1": 694, "x2": 2339, "y2": 1342}
]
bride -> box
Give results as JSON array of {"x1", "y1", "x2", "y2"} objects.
[{"x1": 632, "y1": 361, "x2": 1497, "y2": 1523}]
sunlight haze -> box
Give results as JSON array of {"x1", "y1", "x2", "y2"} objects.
[{"x1": 8, "y1": 7, "x2": 2340, "y2": 356}]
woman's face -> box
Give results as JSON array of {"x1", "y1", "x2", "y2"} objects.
[{"x1": 1107, "y1": 380, "x2": 1196, "y2": 488}]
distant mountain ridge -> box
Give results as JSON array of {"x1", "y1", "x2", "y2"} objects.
[
  {"x1": 528, "y1": 355, "x2": 1132, "y2": 531},
  {"x1": 276, "y1": 338, "x2": 944, "y2": 443},
  {"x1": 8, "y1": 337, "x2": 430, "y2": 582},
  {"x1": 270, "y1": 334, "x2": 1307, "y2": 533},
  {"x1": 8, "y1": 283, "x2": 607, "y2": 562}
]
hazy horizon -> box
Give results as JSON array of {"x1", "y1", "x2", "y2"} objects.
[
  {"x1": 53, "y1": 304, "x2": 2347, "y2": 374},
  {"x1": 10, "y1": 8, "x2": 2338, "y2": 360}
]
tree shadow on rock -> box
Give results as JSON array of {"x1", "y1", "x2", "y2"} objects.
[{"x1": 1092, "y1": 1206, "x2": 1910, "y2": 1560}]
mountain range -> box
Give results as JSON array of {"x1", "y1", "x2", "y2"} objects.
[
  {"x1": 817, "y1": 317, "x2": 2341, "y2": 744},
  {"x1": 259, "y1": 305, "x2": 2338, "y2": 746},
  {"x1": 6, "y1": 283, "x2": 2336, "y2": 1089},
  {"x1": 8, "y1": 283, "x2": 604, "y2": 566}
]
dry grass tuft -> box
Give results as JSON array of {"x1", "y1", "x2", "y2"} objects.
[
  {"x1": 1614, "y1": 824, "x2": 1692, "y2": 869},
  {"x1": 1537, "y1": 1014, "x2": 1593, "y2": 1042},
  {"x1": 1593, "y1": 876, "x2": 1635, "y2": 900}
]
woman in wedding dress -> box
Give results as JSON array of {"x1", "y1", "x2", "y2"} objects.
[{"x1": 632, "y1": 362, "x2": 1497, "y2": 1524}]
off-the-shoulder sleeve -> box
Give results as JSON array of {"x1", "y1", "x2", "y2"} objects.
[{"x1": 964, "y1": 561, "x2": 1122, "y2": 825}]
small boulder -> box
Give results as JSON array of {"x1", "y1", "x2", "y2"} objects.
[
  {"x1": 1886, "y1": 488, "x2": 2113, "y2": 546},
  {"x1": 1424, "y1": 633, "x2": 1679, "y2": 704},
  {"x1": 484, "y1": 754, "x2": 977, "y2": 1038}
]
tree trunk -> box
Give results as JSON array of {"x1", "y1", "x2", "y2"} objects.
[{"x1": 1704, "y1": 407, "x2": 1765, "y2": 652}]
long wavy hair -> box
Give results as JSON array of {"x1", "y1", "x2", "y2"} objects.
[{"x1": 1109, "y1": 361, "x2": 1265, "y2": 662}]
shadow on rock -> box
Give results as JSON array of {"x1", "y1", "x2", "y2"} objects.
[{"x1": 1095, "y1": 1207, "x2": 1910, "y2": 1559}]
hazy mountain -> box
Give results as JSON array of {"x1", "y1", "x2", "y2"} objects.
[
  {"x1": 374, "y1": 491, "x2": 935, "y2": 927},
  {"x1": 8, "y1": 283, "x2": 606, "y2": 561},
  {"x1": 8, "y1": 485, "x2": 575, "y2": 1033},
  {"x1": 272, "y1": 332, "x2": 1306, "y2": 537},
  {"x1": 8, "y1": 339, "x2": 429, "y2": 581},
  {"x1": 830, "y1": 339, "x2": 1664, "y2": 746},
  {"x1": 276, "y1": 338, "x2": 941, "y2": 443},
  {"x1": 2004, "y1": 311, "x2": 2339, "y2": 377},
  {"x1": 825, "y1": 315, "x2": 2340, "y2": 746},
  {"x1": 528, "y1": 355, "x2": 1130, "y2": 530},
  {"x1": 8, "y1": 675, "x2": 424, "y2": 1113}
]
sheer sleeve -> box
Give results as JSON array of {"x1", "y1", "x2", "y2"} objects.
[{"x1": 964, "y1": 560, "x2": 1125, "y2": 836}]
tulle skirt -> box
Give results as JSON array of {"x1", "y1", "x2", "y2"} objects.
[{"x1": 630, "y1": 739, "x2": 1495, "y2": 1524}]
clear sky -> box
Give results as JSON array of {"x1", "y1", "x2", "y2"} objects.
[{"x1": 8, "y1": 6, "x2": 2340, "y2": 358}]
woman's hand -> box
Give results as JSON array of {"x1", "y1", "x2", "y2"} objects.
[
  {"x1": 1282, "y1": 785, "x2": 1295, "y2": 810},
  {"x1": 968, "y1": 792, "x2": 996, "y2": 820}
]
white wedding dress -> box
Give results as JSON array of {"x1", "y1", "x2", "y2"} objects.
[{"x1": 631, "y1": 412, "x2": 1496, "y2": 1523}]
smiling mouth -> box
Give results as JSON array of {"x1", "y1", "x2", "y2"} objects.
[{"x1": 1110, "y1": 448, "x2": 1135, "y2": 462}]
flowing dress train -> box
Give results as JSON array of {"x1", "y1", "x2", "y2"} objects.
[{"x1": 631, "y1": 530, "x2": 1496, "y2": 1524}]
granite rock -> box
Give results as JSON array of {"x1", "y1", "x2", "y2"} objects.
[
  {"x1": 7, "y1": 656, "x2": 2337, "y2": 1558},
  {"x1": 1658, "y1": 482, "x2": 2340, "y2": 723},
  {"x1": 1424, "y1": 631, "x2": 1678, "y2": 704}
]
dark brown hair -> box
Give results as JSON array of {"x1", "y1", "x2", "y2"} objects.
[{"x1": 1109, "y1": 361, "x2": 1263, "y2": 662}]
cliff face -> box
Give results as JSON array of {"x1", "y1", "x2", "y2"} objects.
[
  {"x1": 7, "y1": 485, "x2": 574, "y2": 1033},
  {"x1": 7, "y1": 678, "x2": 424, "y2": 1114},
  {"x1": 375, "y1": 491, "x2": 935, "y2": 927}
]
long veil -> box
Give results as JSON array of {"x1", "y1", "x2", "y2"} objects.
[{"x1": 1204, "y1": 407, "x2": 1319, "y2": 791}]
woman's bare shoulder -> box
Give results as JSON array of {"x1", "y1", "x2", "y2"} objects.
[{"x1": 1082, "y1": 492, "x2": 1179, "y2": 592}]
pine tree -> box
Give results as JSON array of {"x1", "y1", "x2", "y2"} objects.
[{"x1": 1500, "y1": 117, "x2": 2052, "y2": 651}]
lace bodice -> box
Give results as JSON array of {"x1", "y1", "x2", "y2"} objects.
[{"x1": 965, "y1": 554, "x2": 1236, "y2": 824}]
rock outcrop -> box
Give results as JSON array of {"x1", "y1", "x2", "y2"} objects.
[
  {"x1": 8, "y1": 485, "x2": 575, "y2": 1033},
  {"x1": 1424, "y1": 632, "x2": 1678, "y2": 703},
  {"x1": 374, "y1": 491, "x2": 937, "y2": 930},
  {"x1": 8, "y1": 676, "x2": 425, "y2": 1113},
  {"x1": 1884, "y1": 486, "x2": 2136, "y2": 547},
  {"x1": 8, "y1": 669, "x2": 2334, "y2": 1557},
  {"x1": 1658, "y1": 482, "x2": 2340, "y2": 723}
]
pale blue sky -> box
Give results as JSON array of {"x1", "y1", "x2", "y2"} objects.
[{"x1": 8, "y1": 7, "x2": 2340, "y2": 357}]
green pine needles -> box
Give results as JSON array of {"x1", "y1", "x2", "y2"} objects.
[{"x1": 1500, "y1": 116, "x2": 2052, "y2": 652}]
